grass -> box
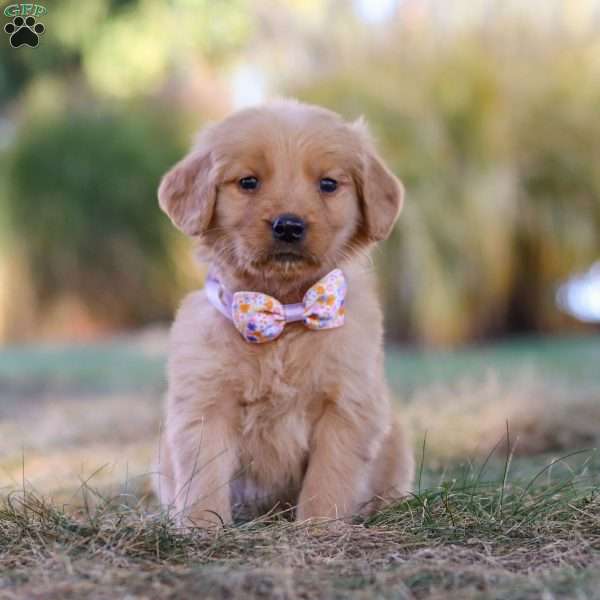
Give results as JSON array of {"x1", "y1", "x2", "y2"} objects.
[
  {"x1": 0, "y1": 332, "x2": 599, "y2": 598},
  {"x1": 1, "y1": 449, "x2": 599, "y2": 599},
  {"x1": 1, "y1": 332, "x2": 598, "y2": 397},
  {"x1": 385, "y1": 334, "x2": 600, "y2": 394}
]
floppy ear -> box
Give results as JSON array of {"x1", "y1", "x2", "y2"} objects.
[
  {"x1": 354, "y1": 121, "x2": 404, "y2": 241},
  {"x1": 158, "y1": 149, "x2": 216, "y2": 236}
]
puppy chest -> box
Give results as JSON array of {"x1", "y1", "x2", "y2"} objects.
[
  {"x1": 224, "y1": 333, "x2": 335, "y2": 484},
  {"x1": 237, "y1": 389, "x2": 312, "y2": 484}
]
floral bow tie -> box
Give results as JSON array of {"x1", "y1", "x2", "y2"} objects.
[{"x1": 204, "y1": 269, "x2": 347, "y2": 343}]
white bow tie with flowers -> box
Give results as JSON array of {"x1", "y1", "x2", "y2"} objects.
[{"x1": 204, "y1": 269, "x2": 347, "y2": 343}]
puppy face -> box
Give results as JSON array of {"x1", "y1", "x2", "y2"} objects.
[{"x1": 159, "y1": 100, "x2": 404, "y2": 284}]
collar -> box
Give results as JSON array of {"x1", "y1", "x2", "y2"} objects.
[{"x1": 204, "y1": 268, "x2": 347, "y2": 343}]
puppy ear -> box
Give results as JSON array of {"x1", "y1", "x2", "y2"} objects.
[
  {"x1": 158, "y1": 149, "x2": 216, "y2": 236},
  {"x1": 353, "y1": 119, "x2": 404, "y2": 241}
]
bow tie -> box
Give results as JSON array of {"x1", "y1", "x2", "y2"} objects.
[{"x1": 204, "y1": 269, "x2": 347, "y2": 343}]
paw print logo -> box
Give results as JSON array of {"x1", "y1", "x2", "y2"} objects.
[{"x1": 4, "y1": 16, "x2": 45, "y2": 48}]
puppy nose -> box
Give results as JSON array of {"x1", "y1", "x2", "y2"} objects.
[{"x1": 272, "y1": 213, "x2": 306, "y2": 243}]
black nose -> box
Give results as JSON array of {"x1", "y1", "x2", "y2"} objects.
[{"x1": 272, "y1": 213, "x2": 306, "y2": 243}]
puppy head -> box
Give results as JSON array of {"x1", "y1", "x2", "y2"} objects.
[{"x1": 158, "y1": 100, "x2": 403, "y2": 286}]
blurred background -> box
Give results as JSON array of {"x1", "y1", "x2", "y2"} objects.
[{"x1": 0, "y1": 0, "x2": 599, "y2": 499}]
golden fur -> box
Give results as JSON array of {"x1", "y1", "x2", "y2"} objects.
[{"x1": 154, "y1": 99, "x2": 414, "y2": 526}]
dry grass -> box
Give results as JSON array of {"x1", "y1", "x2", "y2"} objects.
[
  {"x1": 0, "y1": 393, "x2": 157, "y2": 500},
  {"x1": 404, "y1": 369, "x2": 600, "y2": 463},
  {"x1": 0, "y1": 334, "x2": 599, "y2": 598},
  {"x1": 1, "y1": 454, "x2": 599, "y2": 599}
]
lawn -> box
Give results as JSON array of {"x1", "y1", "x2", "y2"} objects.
[{"x1": 0, "y1": 332, "x2": 599, "y2": 599}]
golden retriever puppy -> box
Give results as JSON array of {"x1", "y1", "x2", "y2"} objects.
[{"x1": 154, "y1": 99, "x2": 413, "y2": 527}]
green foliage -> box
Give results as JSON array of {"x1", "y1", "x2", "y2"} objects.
[
  {"x1": 7, "y1": 108, "x2": 184, "y2": 327},
  {"x1": 2, "y1": 3, "x2": 600, "y2": 342},
  {"x1": 297, "y1": 35, "x2": 600, "y2": 344},
  {"x1": 0, "y1": 0, "x2": 258, "y2": 339},
  {"x1": 0, "y1": 0, "x2": 253, "y2": 103}
]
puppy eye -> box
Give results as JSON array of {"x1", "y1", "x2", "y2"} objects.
[
  {"x1": 239, "y1": 176, "x2": 259, "y2": 191},
  {"x1": 319, "y1": 178, "x2": 338, "y2": 193}
]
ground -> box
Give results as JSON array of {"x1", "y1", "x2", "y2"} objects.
[{"x1": 0, "y1": 332, "x2": 599, "y2": 599}]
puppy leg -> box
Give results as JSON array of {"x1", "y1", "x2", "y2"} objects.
[
  {"x1": 362, "y1": 417, "x2": 414, "y2": 514},
  {"x1": 169, "y1": 415, "x2": 238, "y2": 528},
  {"x1": 375, "y1": 418, "x2": 414, "y2": 498},
  {"x1": 153, "y1": 433, "x2": 176, "y2": 509},
  {"x1": 297, "y1": 404, "x2": 380, "y2": 521}
]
